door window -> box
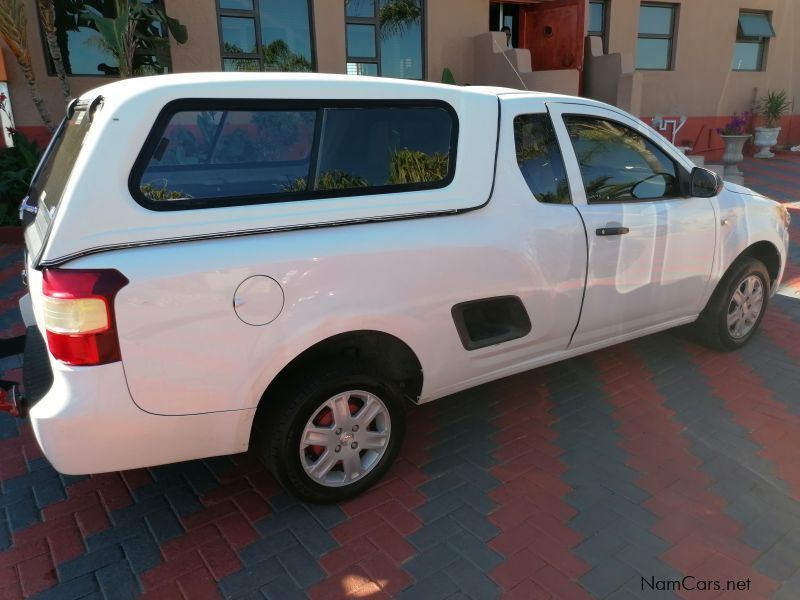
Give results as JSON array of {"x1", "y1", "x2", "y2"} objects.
[
  {"x1": 563, "y1": 115, "x2": 680, "y2": 203},
  {"x1": 513, "y1": 114, "x2": 571, "y2": 204}
]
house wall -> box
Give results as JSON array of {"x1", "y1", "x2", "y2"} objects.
[
  {"x1": 2, "y1": 0, "x2": 798, "y2": 155},
  {"x1": 605, "y1": 0, "x2": 800, "y2": 155}
]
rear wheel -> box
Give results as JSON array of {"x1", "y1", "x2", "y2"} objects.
[
  {"x1": 692, "y1": 257, "x2": 769, "y2": 351},
  {"x1": 262, "y1": 362, "x2": 406, "y2": 503}
]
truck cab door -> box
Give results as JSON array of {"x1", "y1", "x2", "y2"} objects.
[{"x1": 546, "y1": 101, "x2": 717, "y2": 348}]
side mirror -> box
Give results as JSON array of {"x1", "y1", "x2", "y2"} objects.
[{"x1": 691, "y1": 167, "x2": 723, "y2": 198}]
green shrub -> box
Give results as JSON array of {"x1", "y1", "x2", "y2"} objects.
[
  {"x1": 0, "y1": 131, "x2": 42, "y2": 225},
  {"x1": 389, "y1": 148, "x2": 448, "y2": 184},
  {"x1": 140, "y1": 183, "x2": 192, "y2": 201}
]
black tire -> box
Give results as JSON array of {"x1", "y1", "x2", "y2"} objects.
[
  {"x1": 260, "y1": 361, "x2": 406, "y2": 504},
  {"x1": 692, "y1": 257, "x2": 770, "y2": 351}
]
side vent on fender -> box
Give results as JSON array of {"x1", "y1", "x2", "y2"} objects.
[{"x1": 451, "y1": 296, "x2": 532, "y2": 351}]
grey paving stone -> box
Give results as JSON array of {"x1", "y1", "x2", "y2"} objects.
[
  {"x1": 31, "y1": 574, "x2": 100, "y2": 600},
  {"x1": 402, "y1": 542, "x2": 460, "y2": 580},
  {"x1": 579, "y1": 557, "x2": 639, "y2": 598},
  {"x1": 304, "y1": 502, "x2": 346, "y2": 530},
  {"x1": 455, "y1": 484, "x2": 498, "y2": 515},
  {"x1": 120, "y1": 532, "x2": 161, "y2": 573},
  {"x1": 144, "y1": 507, "x2": 184, "y2": 544},
  {"x1": 408, "y1": 516, "x2": 464, "y2": 551},
  {"x1": 163, "y1": 484, "x2": 203, "y2": 517},
  {"x1": 87, "y1": 520, "x2": 151, "y2": 551},
  {"x1": 415, "y1": 493, "x2": 466, "y2": 524},
  {"x1": 58, "y1": 544, "x2": 126, "y2": 582},
  {"x1": 396, "y1": 571, "x2": 459, "y2": 600},
  {"x1": 268, "y1": 492, "x2": 301, "y2": 512},
  {"x1": 609, "y1": 520, "x2": 670, "y2": 557},
  {"x1": 755, "y1": 542, "x2": 800, "y2": 581},
  {"x1": 447, "y1": 529, "x2": 504, "y2": 572},
  {"x1": 261, "y1": 574, "x2": 307, "y2": 600},
  {"x1": 615, "y1": 544, "x2": 682, "y2": 580},
  {"x1": 419, "y1": 471, "x2": 467, "y2": 498},
  {"x1": 95, "y1": 560, "x2": 141, "y2": 600},
  {"x1": 220, "y1": 557, "x2": 286, "y2": 599},
  {"x1": 449, "y1": 505, "x2": 499, "y2": 542},
  {"x1": 288, "y1": 516, "x2": 338, "y2": 558},
  {"x1": 443, "y1": 558, "x2": 501, "y2": 599},
  {"x1": 111, "y1": 495, "x2": 169, "y2": 524},
  {"x1": 740, "y1": 513, "x2": 793, "y2": 551},
  {"x1": 6, "y1": 493, "x2": 39, "y2": 531},
  {"x1": 567, "y1": 504, "x2": 622, "y2": 537},
  {"x1": 240, "y1": 529, "x2": 298, "y2": 567},
  {"x1": 256, "y1": 505, "x2": 308, "y2": 536},
  {"x1": 276, "y1": 544, "x2": 325, "y2": 588},
  {"x1": 573, "y1": 533, "x2": 629, "y2": 566}
]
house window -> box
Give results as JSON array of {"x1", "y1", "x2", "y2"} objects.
[
  {"x1": 345, "y1": 0, "x2": 424, "y2": 79},
  {"x1": 588, "y1": 0, "x2": 608, "y2": 51},
  {"x1": 636, "y1": 3, "x2": 676, "y2": 70},
  {"x1": 218, "y1": 0, "x2": 315, "y2": 72},
  {"x1": 42, "y1": 0, "x2": 172, "y2": 76},
  {"x1": 733, "y1": 11, "x2": 775, "y2": 71}
]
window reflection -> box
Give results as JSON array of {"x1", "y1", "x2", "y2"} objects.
[
  {"x1": 46, "y1": 0, "x2": 172, "y2": 76},
  {"x1": 219, "y1": 0, "x2": 314, "y2": 72},
  {"x1": 513, "y1": 114, "x2": 571, "y2": 204},
  {"x1": 564, "y1": 116, "x2": 679, "y2": 203},
  {"x1": 344, "y1": 0, "x2": 424, "y2": 79}
]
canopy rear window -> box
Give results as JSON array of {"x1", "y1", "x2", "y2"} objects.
[
  {"x1": 31, "y1": 108, "x2": 92, "y2": 216},
  {"x1": 131, "y1": 100, "x2": 458, "y2": 210}
]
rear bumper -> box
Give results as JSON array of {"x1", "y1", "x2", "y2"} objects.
[{"x1": 25, "y1": 332, "x2": 255, "y2": 474}]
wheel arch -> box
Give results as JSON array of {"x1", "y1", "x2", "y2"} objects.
[
  {"x1": 734, "y1": 240, "x2": 782, "y2": 287},
  {"x1": 253, "y1": 330, "x2": 424, "y2": 428}
]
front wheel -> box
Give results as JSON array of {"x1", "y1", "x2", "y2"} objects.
[
  {"x1": 692, "y1": 257, "x2": 769, "y2": 351},
  {"x1": 261, "y1": 362, "x2": 406, "y2": 503}
]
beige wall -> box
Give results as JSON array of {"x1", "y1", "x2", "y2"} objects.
[
  {"x1": 166, "y1": 0, "x2": 220, "y2": 73},
  {"x1": 313, "y1": 0, "x2": 347, "y2": 74},
  {"x1": 607, "y1": 0, "x2": 800, "y2": 117},
  {"x1": 426, "y1": 0, "x2": 487, "y2": 85}
]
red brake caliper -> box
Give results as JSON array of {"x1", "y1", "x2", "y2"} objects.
[{"x1": 310, "y1": 400, "x2": 361, "y2": 459}]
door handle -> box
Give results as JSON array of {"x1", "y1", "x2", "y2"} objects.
[{"x1": 596, "y1": 226, "x2": 630, "y2": 236}]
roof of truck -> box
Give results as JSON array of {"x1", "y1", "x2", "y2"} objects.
[{"x1": 79, "y1": 72, "x2": 573, "y2": 104}]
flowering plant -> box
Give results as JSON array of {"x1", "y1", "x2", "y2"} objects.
[
  {"x1": 0, "y1": 92, "x2": 15, "y2": 137},
  {"x1": 717, "y1": 112, "x2": 751, "y2": 136}
]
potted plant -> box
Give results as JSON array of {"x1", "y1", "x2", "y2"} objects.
[
  {"x1": 753, "y1": 90, "x2": 790, "y2": 158},
  {"x1": 717, "y1": 112, "x2": 751, "y2": 179}
]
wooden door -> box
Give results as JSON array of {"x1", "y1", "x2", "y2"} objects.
[{"x1": 520, "y1": 0, "x2": 585, "y2": 71}]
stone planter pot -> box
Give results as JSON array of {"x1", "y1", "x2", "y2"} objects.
[
  {"x1": 753, "y1": 127, "x2": 781, "y2": 158},
  {"x1": 719, "y1": 134, "x2": 751, "y2": 179}
]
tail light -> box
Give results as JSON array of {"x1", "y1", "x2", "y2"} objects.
[{"x1": 41, "y1": 269, "x2": 129, "y2": 366}]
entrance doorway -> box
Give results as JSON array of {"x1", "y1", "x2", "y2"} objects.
[
  {"x1": 489, "y1": 3, "x2": 520, "y2": 49},
  {"x1": 489, "y1": 0, "x2": 586, "y2": 72}
]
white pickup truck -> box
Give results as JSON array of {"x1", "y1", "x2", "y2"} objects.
[{"x1": 13, "y1": 73, "x2": 790, "y2": 502}]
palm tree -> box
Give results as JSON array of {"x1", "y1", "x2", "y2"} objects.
[
  {"x1": 83, "y1": 0, "x2": 187, "y2": 78},
  {"x1": 262, "y1": 39, "x2": 312, "y2": 72},
  {"x1": 36, "y1": 0, "x2": 69, "y2": 99},
  {"x1": 0, "y1": 0, "x2": 54, "y2": 130},
  {"x1": 378, "y1": 0, "x2": 421, "y2": 37}
]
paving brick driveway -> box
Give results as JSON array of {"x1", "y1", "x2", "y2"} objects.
[{"x1": 0, "y1": 154, "x2": 799, "y2": 599}]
